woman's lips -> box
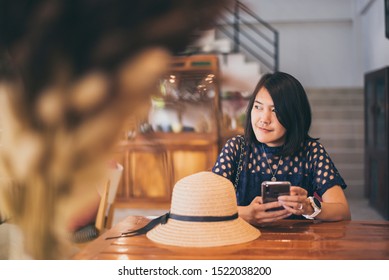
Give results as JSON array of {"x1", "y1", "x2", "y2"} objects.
[{"x1": 258, "y1": 126, "x2": 271, "y2": 133}]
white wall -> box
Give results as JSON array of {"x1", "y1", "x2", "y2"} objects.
[
  {"x1": 356, "y1": 0, "x2": 389, "y2": 73},
  {"x1": 239, "y1": 0, "x2": 389, "y2": 88},
  {"x1": 274, "y1": 20, "x2": 357, "y2": 88}
]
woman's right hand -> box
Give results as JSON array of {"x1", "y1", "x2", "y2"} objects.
[{"x1": 238, "y1": 196, "x2": 292, "y2": 226}]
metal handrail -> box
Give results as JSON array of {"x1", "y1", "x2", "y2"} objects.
[
  {"x1": 217, "y1": 25, "x2": 274, "y2": 70},
  {"x1": 217, "y1": 0, "x2": 279, "y2": 72}
]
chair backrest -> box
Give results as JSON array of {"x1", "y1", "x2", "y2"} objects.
[
  {"x1": 94, "y1": 180, "x2": 110, "y2": 233},
  {"x1": 107, "y1": 163, "x2": 123, "y2": 205},
  {"x1": 72, "y1": 163, "x2": 123, "y2": 244},
  {"x1": 95, "y1": 163, "x2": 123, "y2": 231}
]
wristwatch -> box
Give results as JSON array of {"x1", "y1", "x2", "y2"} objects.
[{"x1": 303, "y1": 196, "x2": 322, "y2": 219}]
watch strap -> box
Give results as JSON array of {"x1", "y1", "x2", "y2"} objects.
[{"x1": 302, "y1": 196, "x2": 321, "y2": 219}]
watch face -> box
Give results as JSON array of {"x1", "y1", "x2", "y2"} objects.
[{"x1": 313, "y1": 197, "x2": 321, "y2": 208}]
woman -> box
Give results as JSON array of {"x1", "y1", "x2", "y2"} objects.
[{"x1": 213, "y1": 72, "x2": 351, "y2": 226}]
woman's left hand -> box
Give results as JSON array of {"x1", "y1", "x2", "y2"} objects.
[{"x1": 277, "y1": 186, "x2": 310, "y2": 216}]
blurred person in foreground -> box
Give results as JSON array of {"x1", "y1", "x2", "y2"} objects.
[{"x1": 0, "y1": 0, "x2": 230, "y2": 259}]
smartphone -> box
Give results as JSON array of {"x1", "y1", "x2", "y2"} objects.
[{"x1": 261, "y1": 181, "x2": 291, "y2": 211}]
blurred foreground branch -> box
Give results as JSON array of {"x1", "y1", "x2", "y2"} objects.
[{"x1": 0, "y1": 0, "x2": 230, "y2": 259}]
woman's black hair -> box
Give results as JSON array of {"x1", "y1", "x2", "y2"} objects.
[{"x1": 244, "y1": 71, "x2": 315, "y2": 156}]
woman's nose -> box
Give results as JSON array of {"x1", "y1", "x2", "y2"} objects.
[{"x1": 259, "y1": 110, "x2": 271, "y2": 125}]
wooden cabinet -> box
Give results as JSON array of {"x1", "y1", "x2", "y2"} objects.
[
  {"x1": 114, "y1": 55, "x2": 221, "y2": 208},
  {"x1": 364, "y1": 66, "x2": 389, "y2": 219}
]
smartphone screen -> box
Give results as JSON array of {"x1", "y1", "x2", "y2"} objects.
[{"x1": 261, "y1": 181, "x2": 291, "y2": 211}]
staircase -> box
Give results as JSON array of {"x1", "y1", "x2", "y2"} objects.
[
  {"x1": 307, "y1": 88, "x2": 365, "y2": 199},
  {"x1": 185, "y1": 0, "x2": 278, "y2": 83},
  {"x1": 218, "y1": 53, "x2": 261, "y2": 94},
  {"x1": 190, "y1": 30, "x2": 261, "y2": 93}
]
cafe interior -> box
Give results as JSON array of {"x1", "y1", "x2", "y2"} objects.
[
  {"x1": 1, "y1": 0, "x2": 389, "y2": 260},
  {"x1": 109, "y1": 0, "x2": 388, "y2": 224}
]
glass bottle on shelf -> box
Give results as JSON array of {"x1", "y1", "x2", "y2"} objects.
[
  {"x1": 220, "y1": 90, "x2": 249, "y2": 134},
  {"x1": 148, "y1": 71, "x2": 218, "y2": 134}
]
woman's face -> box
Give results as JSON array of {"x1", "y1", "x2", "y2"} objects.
[{"x1": 251, "y1": 86, "x2": 286, "y2": 147}]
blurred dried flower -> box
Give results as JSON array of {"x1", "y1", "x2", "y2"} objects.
[{"x1": 0, "y1": 0, "x2": 231, "y2": 259}]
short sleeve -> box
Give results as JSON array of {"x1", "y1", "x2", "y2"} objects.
[
  {"x1": 212, "y1": 136, "x2": 244, "y2": 181},
  {"x1": 308, "y1": 140, "x2": 347, "y2": 196}
]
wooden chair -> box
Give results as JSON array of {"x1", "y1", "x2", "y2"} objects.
[
  {"x1": 71, "y1": 181, "x2": 110, "y2": 244},
  {"x1": 104, "y1": 163, "x2": 123, "y2": 229},
  {"x1": 94, "y1": 180, "x2": 111, "y2": 233},
  {"x1": 72, "y1": 163, "x2": 123, "y2": 243}
]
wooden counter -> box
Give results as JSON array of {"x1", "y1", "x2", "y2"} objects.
[
  {"x1": 73, "y1": 216, "x2": 389, "y2": 260},
  {"x1": 112, "y1": 133, "x2": 219, "y2": 207}
]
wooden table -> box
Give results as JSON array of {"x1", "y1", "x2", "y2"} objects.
[{"x1": 72, "y1": 216, "x2": 389, "y2": 260}]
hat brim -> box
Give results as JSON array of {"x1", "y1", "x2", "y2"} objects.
[{"x1": 146, "y1": 217, "x2": 260, "y2": 247}]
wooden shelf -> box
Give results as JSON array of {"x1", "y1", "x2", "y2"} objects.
[{"x1": 112, "y1": 55, "x2": 221, "y2": 208}]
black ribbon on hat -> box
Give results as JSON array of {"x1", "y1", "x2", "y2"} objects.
[{"x1": 106, "y1": 212, "x2": 239, "y2": 240}]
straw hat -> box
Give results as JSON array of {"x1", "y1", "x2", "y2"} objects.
[{"x1": 146, "y1": 171, "x2": 260, "y2": 247}]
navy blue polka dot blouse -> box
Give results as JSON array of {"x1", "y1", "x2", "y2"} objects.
[{"x1": 212, "y1": 135, "x2": 347, "y2": 207}]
